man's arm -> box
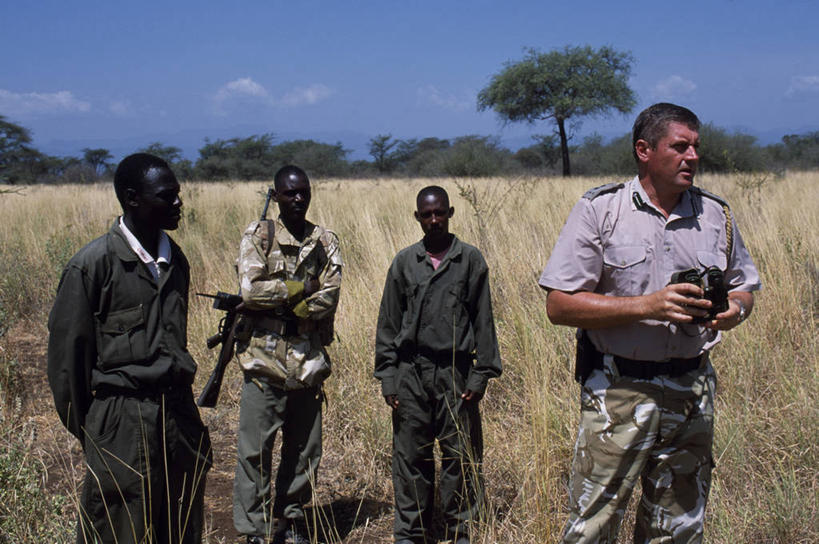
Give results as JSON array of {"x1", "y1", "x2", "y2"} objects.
[
  {"x1": 291, "y1": 231, "x2": 342, "y2": 320},
  {"x1": 47, "y1": 264, "x2": 96, "y2": 446},
  {"x1": 546, "y1": 282, "x2": 714, "y2": 329},
  {"x1": 237, "y1": 222, "x2": 305, "y2": 310},
  {"x1": 464, "y1": 255, "x2": 502, "y2": 400},
  {"x1": 374, "y1": 261, "x2": 405, "y2": 406}
]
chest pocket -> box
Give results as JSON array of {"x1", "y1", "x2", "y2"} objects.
[
  {"x1": 696, "y1": 250, "x2": 727, "y2": 271},
  {"x1": 603, "y1": 245, "x2": 648, "y2": 296},
  {"x1": 95, "y1": 304, "x2": 149, "y2": 367}
]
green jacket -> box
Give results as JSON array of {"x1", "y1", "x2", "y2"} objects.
[
  {"x1": 374, "y1": 236, "x2": 502, "y2": 397},
  {"x1": 47, "y1": 220, "x2": 197, "y2": 442}
]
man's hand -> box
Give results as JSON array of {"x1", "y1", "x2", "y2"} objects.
[
  {"x1": 384, "y1": 394, "x2": 399, "y2": 409},
  {"x1": 643, "y1": 283, "x2": 711, "y2": 323},
  {"x1": 460, "y1": 389, "x2": 483, "y2": 402},
  {"x1": 304, "y1": 277, "x2": 320, "y2": 297},
  {"x1": 706, "y1": 298, "x2": 744, "y2": 331}
]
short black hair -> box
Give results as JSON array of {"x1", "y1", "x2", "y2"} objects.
[
  {"x1": 632, "y1": 103, "x2": 700, "y2": 161},
  {"x1": 113, "y1": 153, "x2": 172, "y2": 207},
  {"x1": 274, "y1": 165, "x2": 309, "y2": 190},
  {"x1": 416, "y1": 185, "x2": 450, "y2": 209}
]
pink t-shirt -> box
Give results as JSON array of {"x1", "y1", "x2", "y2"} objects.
[{"x1": 426, "y1": 244, "x2": 451, "y2": 270}]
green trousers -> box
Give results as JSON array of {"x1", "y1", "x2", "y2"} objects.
[
  {"x1": 233, "y1": 376, "x2": 323, "y2": 537},
  {"x1": 78, "y1": 391, "x2": 212, "y2": 544},
  {"x1": 391, "y1": 357, "x2": 484, "y2": 544}
]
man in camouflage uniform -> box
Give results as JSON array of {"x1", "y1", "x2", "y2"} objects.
[
  {"x1": 232, "y1": 165, "x2": 342, "y2": 544},
  {"x1": 375, "y1": 185, "x2": 502, "y2": 544},
  {"x1": 539, "y1": 103, "x2": 761, "y2": 543},
  {"x1": 48, "y1": 153, "x2": 211, "y2": 543}
]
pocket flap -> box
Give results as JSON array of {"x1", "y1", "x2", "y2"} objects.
[
  {"x1": 696, "y1": 251, "x2": 727, "y2": 270},
  {"x1": 603, "y1": 246, "x2": 647, "y2": 269},
  {"x1": 98, "y1": 305, "x2": 144, "y2": 334}
]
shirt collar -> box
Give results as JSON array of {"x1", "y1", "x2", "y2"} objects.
[
  {"x1": 414, "y1": 235, "x2": 462, "y2": 261},
  {"x1": 274, "y1": 216, "x2": 317, "y2": 247},
  {"x1": 629, "y1": 176, "x2": 696, "y2": 220},
  {"x1": 118, "y1": 217, "x2": 171, "y2": 279}
]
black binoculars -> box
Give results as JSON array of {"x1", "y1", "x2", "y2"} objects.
[{"x1": 669, "y1": 266, "x2": 729, "y2": 323}]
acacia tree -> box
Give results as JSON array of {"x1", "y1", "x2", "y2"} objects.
[
  {"x1": 82, "y1": 148, "x2": 114, "y2": 177},
  {"x1": 368, "y1": 134, "x2": 397, "y2": 173},
  {"x1": 478, "y1": 45, "x2": 636, "y2": 176}
]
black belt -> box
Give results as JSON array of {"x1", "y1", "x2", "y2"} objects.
[
  {"x1": 93, "y1": 383, "x2": 188, "y2": 401},
  {"x1": 608, "y1": 353, "x2": 705, "y2": 379},
  {"x1": 409, "y1": 346, "x2": 475, "y2": 365},
  {"x1": 579, "y1": 332, "x2": 704, "y2": 380}
]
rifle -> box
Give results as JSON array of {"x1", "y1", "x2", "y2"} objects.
[
  {"x1": 260, "y1": 186, "x2": 274, "y2": 221},
  {"x1": 196, "y1": 291, "x2": 243, "y2": 407}
]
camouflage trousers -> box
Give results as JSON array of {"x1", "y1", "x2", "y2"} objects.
[{"x1": 561, "y1": 355, "x2": 716, "y2": 544}]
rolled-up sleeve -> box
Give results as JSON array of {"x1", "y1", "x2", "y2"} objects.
[{"x1": 539, "y1": 198, "x2": 603, "y2": 293}]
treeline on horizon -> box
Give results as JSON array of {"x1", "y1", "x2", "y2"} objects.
[{"x1": 2, "y1": 114, "x2": 818, "y2": 185}]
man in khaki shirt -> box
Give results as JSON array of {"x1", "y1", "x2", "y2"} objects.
[{"x1": 540, "y1": 103, "x2": 760, "y2": 543}]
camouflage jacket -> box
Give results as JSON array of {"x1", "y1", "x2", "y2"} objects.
[{"x1": 235, "y1": 216, "x2": 342, "y2": 389}]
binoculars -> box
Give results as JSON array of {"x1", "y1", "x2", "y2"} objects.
[{"x1": 669, "y1": 266, "x2": 729, "y2": 323}]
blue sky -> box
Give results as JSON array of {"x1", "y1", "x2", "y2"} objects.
[{"x1": 1, "y1": 0, "x2": 817, "y2": 161}]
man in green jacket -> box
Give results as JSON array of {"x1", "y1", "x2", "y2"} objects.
[
  {"x1": 375, "y1": 185, "x2": 502, "y2": 544},
  {"x1": 47, "y1": 153, "x2": 211, "y2": 544}
]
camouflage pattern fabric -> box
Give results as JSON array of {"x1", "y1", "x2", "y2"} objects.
[
  {"x1": 235, "y1": 217, "x2": 342, "y2": 389},
  {"x1": 561, "y1": 357, "x2": 716, "y2": 544}
]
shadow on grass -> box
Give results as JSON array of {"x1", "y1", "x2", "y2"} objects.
[{"x1": 305, "y1": 496, "x2": 392, "y2": 542}]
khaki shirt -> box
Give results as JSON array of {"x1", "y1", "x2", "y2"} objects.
[
  {"x1": 539, "y1": 176, "x2": 761, "y2": 361},
  {"x1": 235, "y1": 216, "x2": 342, "y2": 389}
]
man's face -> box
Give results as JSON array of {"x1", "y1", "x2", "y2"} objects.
[
  {"x1": 414, "y1": 193, "x2": 453, "y2": 241},
  {"x1": 639, "y1": 121, "x2": 700, "y2": 193},
  {"x1": 132, "y1": 167, "x2": 182, "y2": 231},
  {"x1": 274, "y1": 173, "x2": 311, "y2": 224}
]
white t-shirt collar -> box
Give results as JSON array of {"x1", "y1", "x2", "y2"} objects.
[{"x1": 118, "y1": 217, "x2": 171, "y2": 279}]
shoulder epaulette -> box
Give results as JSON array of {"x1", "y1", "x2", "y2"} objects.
[
  {"x1": 690, "y1": 185, "x2": 729, "y2": 208},
  {"x1": 690, "y1": 186, "x2": 734, "y2": 257},
  {"x1": 582, "y1": 182, "x2": 624, "y2": 200}
]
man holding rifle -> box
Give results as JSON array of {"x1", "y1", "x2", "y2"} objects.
[
  {"x1": 232, "y1": 165, "x2": 342, "y2": 544},
  {"x1": 47, "y1": 153, "x2": 211, "y2": 543}
]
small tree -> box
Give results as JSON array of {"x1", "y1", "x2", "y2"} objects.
[
  {"x1": 0, "y1": 116, "x2": 42, "y2": 184},
  {"x1": 478, "y1": 45, "x2": 636, "y2": 176},
  {"x1": 82, "y1": 148, "x2": 113, "y2": 177},
  {"x1": 368, "y1": 134, "x2": 397, "y2": 173}
]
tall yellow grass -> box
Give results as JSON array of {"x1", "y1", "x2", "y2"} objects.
[{"x1": 0, "y1": 172, "x2": 816, "y2": 543}]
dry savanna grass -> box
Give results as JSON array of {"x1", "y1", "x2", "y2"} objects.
[{"x1": 0, "y1": 172, "x2": 816, "y2": 543}]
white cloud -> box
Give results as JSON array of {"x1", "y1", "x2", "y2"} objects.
[
  {"x1": 651, "y1": 75, "x2": 697, "y2": 101},
  {"x1": 785, "y1": 75, "x2": 819, "y2": 98},
  {"x1": 417, "y1": 85, "x2": 472, "y2": 112},
  {"x1": 108, "y1": 100, "x2": 133, "y2": 116},
  {"x1": 280, "y1": 84, "x2": 333, "y2": 106},
  {"x1": 0, "y1": 89, "x2": 91, "y2": 115},
  {"x1": 211, "y1": 78, "x2": 332, "y2": 114},
  {"x1": 214, "y1": 77, "x2": 270, "y2": 103}
]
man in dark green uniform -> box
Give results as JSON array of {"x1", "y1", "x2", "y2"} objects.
[
  {"x1": 48, "y1": 153, "x2": 211, "y2": 544},
  {"x1": 375, "y1": 185, "x2": 502, "y2": 544}
]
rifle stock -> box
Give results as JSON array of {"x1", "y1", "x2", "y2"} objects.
[{"x1": 196, "y1": 292, "x2": 243, "y2": 408}]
